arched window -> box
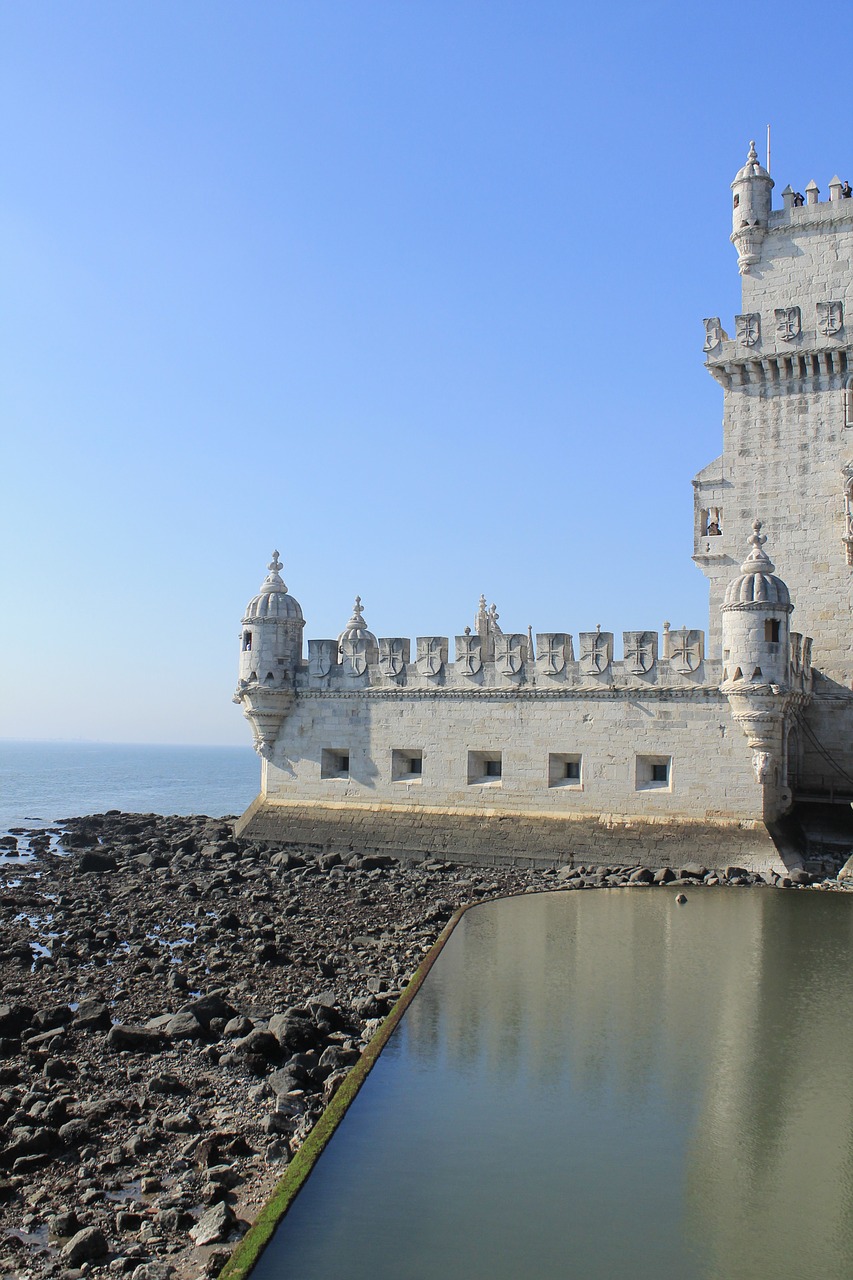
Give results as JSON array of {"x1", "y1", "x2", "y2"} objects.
[
  {"x1": 844, "y1": 376, "x2": 853, "y2": 429},
  {"x1": 242, "y1": 630, "x2": 253, "y2": 651}
]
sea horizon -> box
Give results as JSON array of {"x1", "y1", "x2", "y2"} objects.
[{"x1": 0, "y1": 739, "x2": 259, "y2": 835}]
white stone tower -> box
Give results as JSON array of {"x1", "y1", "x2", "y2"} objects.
[
  {"x1": 695, "y1": 141, "x2": 853, "y2": 684},
  {"x1": 234, "y1": 552, "x2": 304, "y2": 755}
]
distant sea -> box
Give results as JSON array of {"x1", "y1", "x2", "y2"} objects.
[{"x1": 0, "y1": 741, "x2": 259, "y2": 834}]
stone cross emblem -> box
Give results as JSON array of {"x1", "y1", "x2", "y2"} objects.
[
  {"x1": 775, "y1": 306, "x2": 801, "y2": 341},
  {"x1": 735, "y1": 313, "x2": 760, "y2": 346},
  {"x1": 623, "y1": 631, "x2": 657, "y2": 675},
  {"x1": 702, "y1": 317, "x2": 723, "y2": 352},
  {"x1": 379, "y1": 638, "x2": 408, "y2": 678},
  {"x1": 456, "y1": 633, "x2": 483, "y2": 676},
  {"x1": 667, "y1": 628, "x2": 702, "y2": 674},
  {"x1": 417, "y1": 637, "x2": 446, "y2": 678},
  {"x1": 308, "y1": 639, "x2": 335, "y2": 679},
  {"x1": 817, "y1": 301, "x2": 843, "y2": 336},
  {"x1": 579, "y1": 626, "x2": 612, "y2": 674},
  {"x1": 340, "y1": 637, "x2": 369, "y2": 677},
  {"x1": 538, "y1": 633, "x2": 571, "y2": 675},
  {"x1": 495, "y1": 634, "x2": 525, "y2": 676}
]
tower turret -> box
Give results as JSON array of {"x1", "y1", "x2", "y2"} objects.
[
  {"x1": 234, "y1": 551, "x2": 305, "y2": 756},
  {"x1": 721, "y1": 522, "x2": 795, "y2": 807},
  {"x1": 238, "y1": 551, "x2": 305, "y2": 686},
  {"x1": 731, "y1": 140, "x2": 774, "y2": 274}
]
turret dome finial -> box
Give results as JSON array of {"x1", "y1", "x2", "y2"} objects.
[
  {"x1": 747, "y1": 139, "x2": 758, "y2": 163},
  {"x1": 742, "y1": 519, "x2": 775, "y2": 574}
]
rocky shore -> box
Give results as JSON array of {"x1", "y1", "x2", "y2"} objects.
[{"x1": 0, "y1": 813, "x2": 840, "y2": 1280}]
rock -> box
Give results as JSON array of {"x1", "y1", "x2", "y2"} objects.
[
  {"x1": 628, "y1": 867, "x2": 654, "y2": 884},
  {"x1": 653, "y1": 867, "x2": 675, "y2": 883},
  {"x1": 675, "y1": 893, "x2": 688, "y2": 905},
  {"x1": 268, "y1": 1011, "x2": 318, "y2": 1053},
  {"x1": 0, "y1": 1004, "x2": 34, "y2": 1036},
  {"x1": 181, "y1": 992, "x2": 237, "y2": 1028},
  {"x1": 78, "y1": 850, "x2": 118, "y2": 873},
  {"x1": 147, "y1": 1072, "x2": 188, "y2": 1096},
  {"x1": 72, "y1": 999, "x2": 112, "y2": 1031},
  {"x1": 48, "y1": 1209, "x2": 80, "y2": 1238},
  {"x1": 223, "y1": 1015, "x2": 253, "y2": 1037},
  {"x1": 106, "y1": 1024, "x2": 165, "y2": 1053},
  {"x1": 164, "y1": 1011, "x2": 205, "y2": 1040},
  {"x1": 189, "y1": 1199, "x2": 236, "y2": 1246},
  {"x1": 235, "y1": 1029, "x2": 280, "y2": 1059},
  {"x1": 60, "y1": 1225, "x2": 109, "y2": 1265}
]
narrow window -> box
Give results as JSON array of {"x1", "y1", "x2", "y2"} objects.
[
  {"x1": 845, "y1": 378, "x2": 853, "y2": 429},
  {"x1": 733, "y1": 194, "x2": 740, "y2": 208},
  {"x1": 408, "y1": 756, "x2": 422, "y2": 775},
  {"x1": 242, "y1": 631, "x2": 253, "y2": 651},
  {"x1": 651, "y1": 763, "x2": 668, "y2": 783},
  {"x1": 765, "y1": 619, "x2": 780, "y2": 643},
  {"x1": 485, "y1": 759, "x2": 502, "y2": 778},
  {"x1": 752, "y1": 666, "x2": 763, "y2": 679}
]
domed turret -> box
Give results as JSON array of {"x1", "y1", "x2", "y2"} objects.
[
  {"x1": 721, "y1": 521, "x2": 792, "y2": 690},
  {"x1": 731, "y1": 140, "x2": 774, "y2": 274},
  {"x1": 238, "y1": 552, "x2": 305, "y2": 687}
]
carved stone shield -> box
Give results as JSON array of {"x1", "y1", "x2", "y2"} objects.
[
  {"x1": 735, "y1": 313, "x2": 760, "y2": 346},
  {"x1": 340, "y1": 637, "x2": 368, "y2": 677},
  {"x1": 495, "y1": 634, "x2": 525, "y2": 676},
  {"x1": 379, "y1": 637, "x2": 409, "y2": 678},
  {"x1": 702, "y1": 317, "x2": 722, "y2": 352},
  {"x1": 775, "y1": 306, "x2": 801, "y2": 341},
  {"x1": 455, "y1": 634, "x2": 482, "y2": 676},
  {"x1": 308, "y1": 639, "x2": 335, "y2": 679},
  {"x1": 537, "y1": 633, "x2": 572, "y2": 675},
  {"x1": 817, "y1": 301, "x2": 843, "y2": 336},
  {"x1": 417, "y1": 637, "x2": 446, "y2": 677},
  {"x1": 667, "y1": 628, "x2": 703, "y2": 673},
  {"x1": 623, "y1": 631, "x2": 657, "y2": 675},
  {"x1": 579, "y1": 629, "x2": 612, "y2": 675}
]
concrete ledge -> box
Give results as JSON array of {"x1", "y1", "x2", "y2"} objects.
[{"x1": 235, "y1": 795, "x2": 780, "y2": 871}]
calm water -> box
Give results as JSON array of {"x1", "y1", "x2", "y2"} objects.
[
  {"x1": 253, "y1": 889, "x2": 853, "y2": 1280},
  {"x1": 0, "y1": 740, "x2": 259, "y2": 832}
]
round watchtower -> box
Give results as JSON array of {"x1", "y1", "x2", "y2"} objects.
[
  {"x1": 239, "y1": 552, "x2": 305, "y2": 686},
  {"x1": 721, "y1": 521, "x2": 792, "y2": 691},
  {"x1": 731, "y1": 140, "x2": 774, "y2": 273}
]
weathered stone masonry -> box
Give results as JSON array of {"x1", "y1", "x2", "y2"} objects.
[{"x1": 235, "y1": 142, "x2": 853, "y2": 871}]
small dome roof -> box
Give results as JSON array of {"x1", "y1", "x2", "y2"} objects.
[
  {"x1": 733, "y1": 140, "x2": 771, "y2": 184},
  {"x1": 337, "y1": 596, "x2": 377, "y2": 648},
  {"x1": 244, "y1": 552, "x2": 304, "y2": 621},
  {"x1": 724, "y1": 522, "x2": 791, "y2": 607}
]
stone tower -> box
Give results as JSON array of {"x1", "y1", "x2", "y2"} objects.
[
  {"x1": 694, "y1": 142, "x2": 853, "y2": 683},
  {"x1": 234, "y1": 552, "x2": 305, "y2": 755},
  {"x1": 720, "y1": 521, "x2": 796, "y2": 813}
]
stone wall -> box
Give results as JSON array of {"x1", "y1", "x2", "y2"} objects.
[{"x1": 235, "y1": 795, "x2": 781, "y2": 871}]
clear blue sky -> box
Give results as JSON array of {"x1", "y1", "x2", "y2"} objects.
[{"x1": 1, "y1": 1, "x2": 850, "y2": 745}]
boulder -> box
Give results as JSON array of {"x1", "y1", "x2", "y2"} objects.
[
  {"x1": 189, "y1": 1199, "x2": 235, "y2": 1246},
  {"x1": 106, "y1": 1024, "x2": 165, "y2": 1054},
  {"x1": 60, "y1": 1225, "x2": 109, "y2": 1266}
]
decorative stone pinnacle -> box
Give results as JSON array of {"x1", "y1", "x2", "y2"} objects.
[
  {"x1": 747, "y1": 140, "x2": 758, "y2": 164},
  {"x1": 742, "y1": 518, "x2": 776, "y2": 573},
  {"x1": 260, "y1": 549, "x2": 286, "y2": 593},
  {"x1": 353, "y1": 595, "x2": 363, "y2": 618}
]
